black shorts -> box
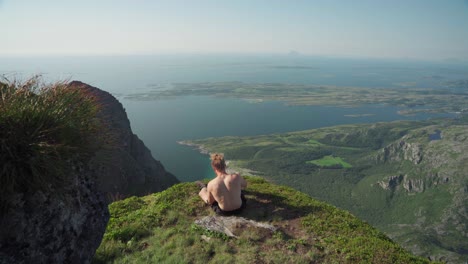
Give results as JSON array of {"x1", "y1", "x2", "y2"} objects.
[{"x1": 211, "y1": 192, "x2": 246, "y2": 216}]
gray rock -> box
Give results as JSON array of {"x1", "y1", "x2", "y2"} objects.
[
  {"x1": 0, "y1": 163, "x2": 108, "y2": 264},
  {"x1": 378, "y1": 138, "x2": 423, "y2": 165},
  {"x1": 194, "y1": 216, "x2": 277, "y2": 238}
]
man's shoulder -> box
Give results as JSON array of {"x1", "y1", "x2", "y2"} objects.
[
  {"x1": 207, "y1": 178, "x2": 221, "y2": 187},
  {"x1": 227, "y1": 173, "x2": 244, "y2": 182},
  {"x1": 230, "y1": 173, "x2": 242, "y2": 178}
]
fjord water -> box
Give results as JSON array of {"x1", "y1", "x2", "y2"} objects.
[
  {"x1": 1, "y1": 55, "x2": 463, "y2": 181},
  {"x1": 125, "y1": 97, "x2": 450, "y2": 181}
]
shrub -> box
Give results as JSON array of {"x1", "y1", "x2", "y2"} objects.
[{"x1": 0, "y1": 77, "x2": 104, "y2": 204}]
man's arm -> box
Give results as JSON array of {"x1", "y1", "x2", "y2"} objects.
[{"x1": 199, "y1": 184, "x2": 215, "y2": 205}]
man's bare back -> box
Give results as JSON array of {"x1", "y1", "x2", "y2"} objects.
[
  {"x1": 198, "y1": 153, "x2": 247, "y2": 214},
  {"x1": 207, "y1": 173, "x2": 246, "y2": 211}
]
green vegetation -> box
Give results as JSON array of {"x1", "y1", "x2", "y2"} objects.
[
  {"x1": 307, "y1": 155, "x2": 352, "y2": 168},
  {"x1": 94, "y1": 177, "x2": 433, "y2": 264},
  {"x1": 125, "y1": 81, "x2": 468, "y2": 115},
  {"x1": 0, "y1": 77, "x2": 106, "y2": 208},
  {"x1": 183, "y1": 119, "x2": 468, "y2": 263}
]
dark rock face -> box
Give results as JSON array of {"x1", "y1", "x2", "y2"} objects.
[
  {"x1": 69, "y1": 81, "x2": 179, "y2": 198},
  {"x1": 0, "y1": 163, "x2": 109, "y2": 264},
  {"x1": 0, "y1": 81, "x2": 179, "y2": 263}
]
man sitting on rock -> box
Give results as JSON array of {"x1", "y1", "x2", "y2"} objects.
[{"x1": 197, "y1": 153, "x2": 247, "y2": 216}]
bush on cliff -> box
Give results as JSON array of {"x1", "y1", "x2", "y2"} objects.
[{"x1": 0, "y1": 77, "x2": 106, "y2": 208}]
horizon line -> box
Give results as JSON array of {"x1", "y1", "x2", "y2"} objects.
[{"x1": 0, "y1": 51, "x2": 466, "y2": 64}]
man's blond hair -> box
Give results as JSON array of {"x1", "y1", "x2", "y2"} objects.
[{"x1": 210, "y1": 153, "x2": 226, "y2": 172}]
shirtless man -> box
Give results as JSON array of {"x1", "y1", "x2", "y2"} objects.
[{"x1": 197, "y1": 153, "x2": 247, "y2": 215}]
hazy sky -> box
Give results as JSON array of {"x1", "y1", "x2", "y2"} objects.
[{"x1": 1, "y1": 0, "x2": 468, "y2": 60}]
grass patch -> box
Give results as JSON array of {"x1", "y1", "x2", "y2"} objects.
[
  {"x1": 307, "y1": 139, "x2": 323, "y2": 146},
  {"x1": 307, "y1": 155, "x2": 353, "y2": 168}
]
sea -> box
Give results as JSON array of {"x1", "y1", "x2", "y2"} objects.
[{"x1": 1, "y1": 54, "x2": 466, "y2": 181}]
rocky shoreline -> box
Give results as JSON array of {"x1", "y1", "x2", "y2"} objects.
[
  {"x1": 177, "y1": 140, "x2": 210, "y2": 154},
  {"x1": 177, "y1": 140, "x2": 262, "y2": 177}
]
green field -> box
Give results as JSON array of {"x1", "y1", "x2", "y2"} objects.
[{"x1": 307, "y1": 155, "x2": 352, "y2": 168}]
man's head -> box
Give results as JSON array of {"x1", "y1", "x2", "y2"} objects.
[{"x1": 210, "y1": 153, "x2": 226, "y2": 173}]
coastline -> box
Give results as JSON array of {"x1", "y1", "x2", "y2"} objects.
[{"x1": 177, "y1": 140, "x2": 262, "y2": 177}]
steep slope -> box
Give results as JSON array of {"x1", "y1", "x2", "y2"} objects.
[
  {"x1": 370, "y1": 124, "x2": 467, "y2": 260},
  {"x1": 68, "y1": 81, "x2": 179, "y2": 198},
  {"x1": 183, "y1": 119, "x2": 467, "y2": 263},
  {"x1": 94, "y1": 177, "x2": 434, "y2": 263}
]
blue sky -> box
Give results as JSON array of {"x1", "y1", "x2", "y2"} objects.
[{"x1": 1, "y1": 0, "x2": 467, "y2": 60}]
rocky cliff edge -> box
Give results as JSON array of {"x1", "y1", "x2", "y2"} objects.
[{"x1": 0, "y1": 81, "x2": 178, "y2": 264}]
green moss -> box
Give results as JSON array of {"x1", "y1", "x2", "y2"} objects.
[{"x1": 94, "y1": 177, "x2": 433, "y2": 263}]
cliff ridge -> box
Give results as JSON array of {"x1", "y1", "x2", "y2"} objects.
[{"x1": 94, "y1": 177, "x2": 435, "y2": 263}]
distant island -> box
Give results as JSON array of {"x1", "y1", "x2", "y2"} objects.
[
  {"x1": 124, "y1": 81, "x2": 468, "y2": 116},
  {"x1": 269, "y1": 65, "x2": 319, "y2": 70},
  {"x1": 344, "y1": 113, "x2": 375, "y2": 118}
]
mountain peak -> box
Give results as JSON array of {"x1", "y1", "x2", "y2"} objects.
[{"x1": 95, "y1": 177, "x2": 433, "y2": 263}]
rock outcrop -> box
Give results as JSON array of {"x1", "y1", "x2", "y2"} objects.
[
  {"x1": 377, "y1": 174, "x2": 429, "y2": 194},
  {"x1": 0, "y1": 162, "x2": 109, "y2": 264},
  {"x1": 0, "y1": 81, "x2": 179, "y2": 263},
  {"x1": 377, "y1": 138, "x2": 423, "y2": 164},
  {"x1": 377, "y1": 174, "x2": 404, "y2": 192}
]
